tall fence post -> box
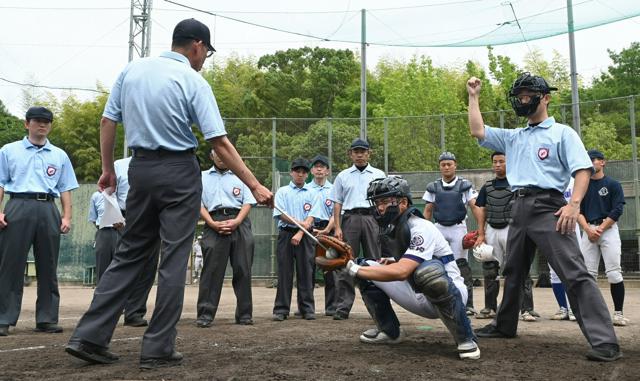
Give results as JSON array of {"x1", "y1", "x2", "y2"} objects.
[
  {"x1": 440, "y1": 114, "x2": 445, "y2": 152},
  {"x1": 629, "y1": 96, "x2": 640, "y2": 271},
  {"x1": 384, "y1": 117, "x2": 389, "y2": 174},
  {"x1": 561, "y1": 105, "x2": 567, "y2": 124},
  {"x1": 328, "y1": 118, "x2": 333, "y2": 169},
  {"x1": 499, "y1": 111, "x2": 504, "y2": 129},
  {"x1": 270, "y1": 117, "x2": 277, "y2": 283}
]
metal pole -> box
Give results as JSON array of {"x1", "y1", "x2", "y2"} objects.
[
  {"x1": 360, "y1": 9, "x2": 367, "y2": 140},
  {"x1": 629, "y1": 96, "x2": 640, "y2": 270},
  {"x1": 440, "y1": 115, "x2": 445, "y2": 151},
  {"x1": 270, "y1": 117, "x2": 277, "y2": 282},
  {"x1": 384, "y1": 117, "x2": 389, "y2": 174},
  {"x1": 328, "y1": 118, "x2": 333, "y2": 170},
  {"x1": 566, "y1": 0, "x2": 581, "y2": 135},
  {"x1": 499, "y1": 111, "x2": 504, "y2": 129}
]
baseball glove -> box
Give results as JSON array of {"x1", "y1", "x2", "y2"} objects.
[
  {"x1": 462, "y1": 230, "x2": 479, "y2": 250},
  {"x1": 315, "y1": 234, "x2": 354, "y2": 272}
]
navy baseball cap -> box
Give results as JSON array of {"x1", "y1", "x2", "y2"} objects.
[
  {"x1": 350, "y1": 138, "x2": 370, "y2": 150},
  {"x1": 25, "y1": 106, "x2": 53, "y2": 122},
  {"x1": 311, "y1": 155, "x2": 330, "y2": 167},
  {"x1": 290, "y1": 158, "x2": 310, "y2": 171},
  {"x1": 173, "y1": 18, "x2": 216, "y2": 52},
  {"x1": 439, "y1": 151, "x2": 456, "y2": 162},
  {"x1": 587, "y1": 149, "x2": 605, "y2": 160}
]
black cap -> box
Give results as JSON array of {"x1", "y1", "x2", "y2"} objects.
[
  {"x1": 290, "y1": 158, "x2": 310, "y2": 171},
  {"x1": 439, "y1": 151, "x2": 456, "y2": 162},
  {"x1": 173, "y1": 18, "x2": 216, "y2": 52},
  {"x1": 350, "y1": 138, "x2": 370, "y2": 150},
  {"x1": 587, "y1": 149, "x2": 605, "y2": 160},
  {"x1": 25, "y1": 106, "x2": 53, "y2": 122},
  {"x1": 311, "y1": 154, "x2": 329, "y2": 167}
]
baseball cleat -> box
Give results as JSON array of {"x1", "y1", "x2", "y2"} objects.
[
  {"x1": 612, "y1": 311, "x2": 629, "y2": 327},
  {"x1": 520, "y1": 311, "x2": 537, "y2": 322},
  {"x1": 551, "y1": 307, "x2": 569, "y2": 320},
  {"x1": 476, "y1": 308, "x2": 496, "y2": 319},
  {"x1": 359, "y1": 329, "x2": 404, "y2": 344},
  {"x1": 458, "y1": 341, "x2": 481, "y2": 360}
]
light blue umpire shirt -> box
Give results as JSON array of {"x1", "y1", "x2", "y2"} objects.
[
  {"x1": 201, "y1": 167, "x2": 256, "y2": 211},
  {"x1": 330, "y1": 164, "x2": 385, "y2": 210},
  {"x1": 273, "y1": 182, "x2": 316, "y2": 229},
  {"x1": 479, "y1": 117, "x2": 593, "y2": 192},
  {"x1": 308, "y1": 180, "x2": 333, "y2": 222},
  {"x1": 88, "y1": 191, "x2": 112, "y2": 228},
  {"x1": 0, "y1": 137, "x2": 79, "y2": 197},
  {"x1": 114, "y1": 157, "x2": 131, "y2": 211},
  {"x1": 103, "y1": 51, "x2": 227, "y2": 151}
]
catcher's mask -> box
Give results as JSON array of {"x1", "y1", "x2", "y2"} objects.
[
  {"x1": 508, "y1": 72, "x2": 557, "y2": 117},
  {"x1": 367, "y1": 176, "x2": 412, "y2": 227}
]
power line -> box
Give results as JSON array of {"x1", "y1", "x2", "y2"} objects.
[{"x1": 0, "y1": 77, "x2": 108, "y2": 94}]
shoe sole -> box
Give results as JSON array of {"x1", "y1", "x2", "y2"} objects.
[
  {"x1": 65, "y1": 346, "x2": 118, "y2": 365},
  {"x1": 459, "y1": 347, "x2": 481, "y2": 360},
  {"x1": 123, "y1": 322, "x2": 148, "y2": 327},
  {"x1": 34, "y1": 328, "x2": 63, "y2": 333},
  {"x1": 140, "y1": 359, "x2": 183, "y2": 370},
  {"x1": 586, "y1": 352, "x2": 623, "y2": 362},
  {"x1": 359, "y1": 335, "x2": 403, "y2": 345}
]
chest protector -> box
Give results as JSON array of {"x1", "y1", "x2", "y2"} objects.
[
  {"x1": 426, "y1": 179, "x2": 471, "y2": 226},
  {"x1": 382, "y1": 207, "x2": 424, "y2": 261},
  {"x1": 484, "y1": 180, "x2": 512, "y2": 228}
]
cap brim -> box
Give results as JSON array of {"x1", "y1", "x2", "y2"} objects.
[
  {"x1": 350, "y1": 145, "x2": 369, "y2": 150},
  {"x1": 207, "y1": 43, "x2": 216, "y2": 52}
]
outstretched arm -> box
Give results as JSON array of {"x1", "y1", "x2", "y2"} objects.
[{"x1": 467, "y1": 77, "x2": 485, "y2": 140}]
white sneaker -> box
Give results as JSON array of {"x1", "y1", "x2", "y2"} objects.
[
  {"x1": 521, "y1": 311, "x2": 537, "y2": 322},
  {"x1": 568, "y1": 309, "x2": 576, "y2": 321},
  {"x1": 551, "y1": 307, "x2": 569, "y2": 320},
  {"x1": 458, "y1": 341, "x2": 481, "y2": 360},
  {"x1": 476, "y1": 308, "x2": 496, "y2": 319},
  {"x1": 361, "y1": 328, "x2": 379, "y2": 338},
  {"x1": 359, "y1": 329, "x2": 404, "y2": 344},
  {"x1": 613, "y1": 311, "x2": 628, "y2": 327}
]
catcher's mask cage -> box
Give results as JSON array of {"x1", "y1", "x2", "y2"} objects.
[
  {"x1": 508, "y1": 72, "x2": 558, "y2": 117},
  {"x1": 366, "y1": 176, "x2": 412, "y2": 206}
]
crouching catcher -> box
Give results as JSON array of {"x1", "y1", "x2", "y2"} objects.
[{"x1": 344, "y1": 176, "x2": 480, "y2": 360}]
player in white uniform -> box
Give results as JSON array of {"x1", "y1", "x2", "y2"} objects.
[
  {"x1": 192, "y1": 236, "x2": 203, "y2": 283},
  {"x1": 423, "y1": 152, "x2": 482, "y2": 315},
  {"x1": 345, "y1": 176, "x2": 480, "y2": 360}
]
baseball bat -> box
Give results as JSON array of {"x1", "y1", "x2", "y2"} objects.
[{"x1": 273, "y1": 204, "x2": 329, "y2": 251}]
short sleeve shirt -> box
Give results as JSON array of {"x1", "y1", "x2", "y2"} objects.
[
  {"x1": 201, "y1": 167, "x2": 256, "y2": 211},
  {"x1": 330, "y1": 164, "x2": 385, "y2": 210}
]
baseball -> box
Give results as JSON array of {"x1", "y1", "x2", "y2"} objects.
[{"x1": 326, "y1": 248, "x2": 338, "y2": 259}]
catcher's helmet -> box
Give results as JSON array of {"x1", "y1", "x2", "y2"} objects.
[
  {"x1": 367, "y1": 176, "x2": 412, "y2": 204},
  {"x1": 508, "y1": 72, "x2": 557, "y2": 96}
]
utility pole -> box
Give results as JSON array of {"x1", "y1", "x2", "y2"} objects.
[
  {"x1": 566, "y1": 0, "x2": 580, "y2": 135},
  {"x1": 124, "y1": 0, "x2": 153, "y2": 157},
  {"x1": 360, "y1": 9, "x2": 367, "y2": 140}
]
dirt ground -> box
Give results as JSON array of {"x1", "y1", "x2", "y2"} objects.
[{"x1": 0, "y1": 283, "x2": 638, "y2": 381}]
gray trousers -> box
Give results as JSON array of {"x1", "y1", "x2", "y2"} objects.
[
  {"x1": 197, "y1": 217, "x2": 254, "y2": 323},
  {"x1": 0, "y1": 198, "x2": 61, "y2": 326},
  {"x1": 273, "y1": 230, "x2": 315, "y2": 316},
  {"x1": 334, "y1": 213, "x2": 381, "y2": 316},
  {"x1": 94, "y1": 227, "x2": 159, "y2": 321},
  {"x1": 71, "y1": 151, "x2": 201, "y2": 358},
  {"x1": 494, "y1": 191, "x2": 618, "y2": 347}
]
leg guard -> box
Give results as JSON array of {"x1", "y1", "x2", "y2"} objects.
[
  {"x1": 456, "y1": 258, "x2": 474, "y2": 309},
  {"x1": 414, "y1": 260, "x2": 475, "y2": 344},
  {"x1": 482, "y1": 261, "x2": 500, "y2": 312},
  {"x1": 358, "y1": 279, "x2": 400, "y2": 339}
]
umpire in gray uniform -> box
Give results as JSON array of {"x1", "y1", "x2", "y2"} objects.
[
  {"x1": 0, "y1": 106, "x2": 79, "y2": 337},
  {"x1": 66, "y1": 18, "x2": 273, "y2": 369},
  {"x1": 196, "y1": 148, "x2": 256, "y2": 327},
  {"x1": 468, "y1": 73, "x2": 620, "y2": 361}
]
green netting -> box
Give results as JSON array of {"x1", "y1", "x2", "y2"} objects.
[{"x1": 201, "y1": 1, "x2": 640, "y2": 47}]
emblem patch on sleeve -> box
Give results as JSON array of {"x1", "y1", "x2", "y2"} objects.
[{"x1": 233, "y1": 187, "x2": 241, "y2": 197}]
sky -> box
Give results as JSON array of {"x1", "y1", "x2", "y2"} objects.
[{"x1": 1, "y1": 0, "x2": 639, "y2": 118}]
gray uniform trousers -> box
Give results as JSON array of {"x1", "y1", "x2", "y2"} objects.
[
  {"x1": 0, "y1": 198, "x2": 61, "y2": 326},
  {"x1": 273, "y1": 230, "x2": 315, "y2": 316},
  {"x1": 494, "y1": 191, "x2": 618, "y2": 347},
  {"x1": 71, "y1": 151, "x2": 201, "y2": 358},
  {"x1": 334, "y1": 213, "x2": 381, "y2": 317},
  {"x1": 197, "y1": 217, "x2": 254, "y2": 323},
  {"x1": 94, "y1": 227, "x2": 160, "y2": 322}
]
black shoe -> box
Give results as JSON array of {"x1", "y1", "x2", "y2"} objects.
[
  {"x1": 586, "y1": 344, "x2": 623, "y2": 362},
  {"x1": 333, "y1": 312, "x2": 349, "y2": 321},
  {"x1": 123, "y1": 316, "x2": 148, "y2": 327},
  {"x1": 474, "y1": 324, "x2": 516, "y2": 338},
  {"x1": 140, "y1": 351, "x2": 183, "y2": 370},
  {"x1": 272, "y1": 313, "x2": 287, "y2": 322},
  {"x1": 293, "y1": 311, "x2": 302, "y2": 317},
  {"x1": 325, "y1": 311, "x2": 335, "y2": 317},
  {"x1": 65, "y1": 341, "x2": 119, "y2": 364},
  {"x1": 34, "y1": 323, "x2": 63, "y2": 333},
  {"x1": 0, "y1": 325, "x2": 8, "y2": 336},
  {"x1": 303, "y1": 313, "x2": 316, "y2": 321},
  {"x1": 236, "y1": 319, "x2": 254, "y2": 326},
  {"x1": 196, "y1": 318, "x2": 213, "y2": 328}
]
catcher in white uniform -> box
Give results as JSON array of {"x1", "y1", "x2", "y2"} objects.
[{"x1": 345, "y1": 176, "x2": 480, "y2": 360}]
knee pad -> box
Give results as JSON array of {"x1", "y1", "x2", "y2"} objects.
[
  {"x1": 455, "y1": 258, "x2": 472, "y2": 280},
  {"x1": 413, "y1": 259, "x2": 449, "y2": 300},
  {"x1": 606, "y1": 270, "x2": 623, "y2": 284},
  {"x1": 482, "y1": 260, "x2": 499, "y2": 279}
]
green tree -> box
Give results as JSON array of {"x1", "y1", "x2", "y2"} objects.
[{"x1": 0, "y1": 100, "x2": 25, "y2": 147}]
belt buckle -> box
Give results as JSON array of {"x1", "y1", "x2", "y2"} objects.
[
  {"x1": 222, "y1": 209, "x2": 230, "y2": 216},
  {"x1": 36, "y1": 193, "x2": 48, "y2": 201}
]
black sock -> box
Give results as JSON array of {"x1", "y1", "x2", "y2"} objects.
[{"x1": 610, "y1": 281, "x2": 625, "y2": 312}]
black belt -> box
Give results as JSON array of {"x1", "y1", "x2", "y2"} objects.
[
  {"x1": 132, "y1": 148, "x2": 194, "y2": 158},
  {"x1": 344, "y1": 208, "x2": 372, "y2": 216},
  {"x1": 9, "y1": 192, "x2": 55, "y2": 202},
  {"x1": 436, "y1": 220, "x2": 464, "y2": 227},
  {"x1": 314, "y1": 220, "x2": 329, "y2": 229},
  {"x1": 588, "y1": 218, "x2": 605, "y2": 225},
  {"x1": 513, "y1": 187, "x2": 562, "y2": 199},
  {"x1": 280, "y1": 226, "x2": 299, "y2": 233},
  {"x1": 489, "y1": 222, "x2": 509, "y2": 229},
  {"x1": 210, "y1": 208, "x2": 240, "y2": 217}
]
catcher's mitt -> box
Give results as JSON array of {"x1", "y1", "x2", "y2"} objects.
[
  {"x1": 315, "y1": 234, "x2": 354, "y2": 272},
  {"x1": 462, "y1": 230, "x2": 479, "y2": 250}
]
